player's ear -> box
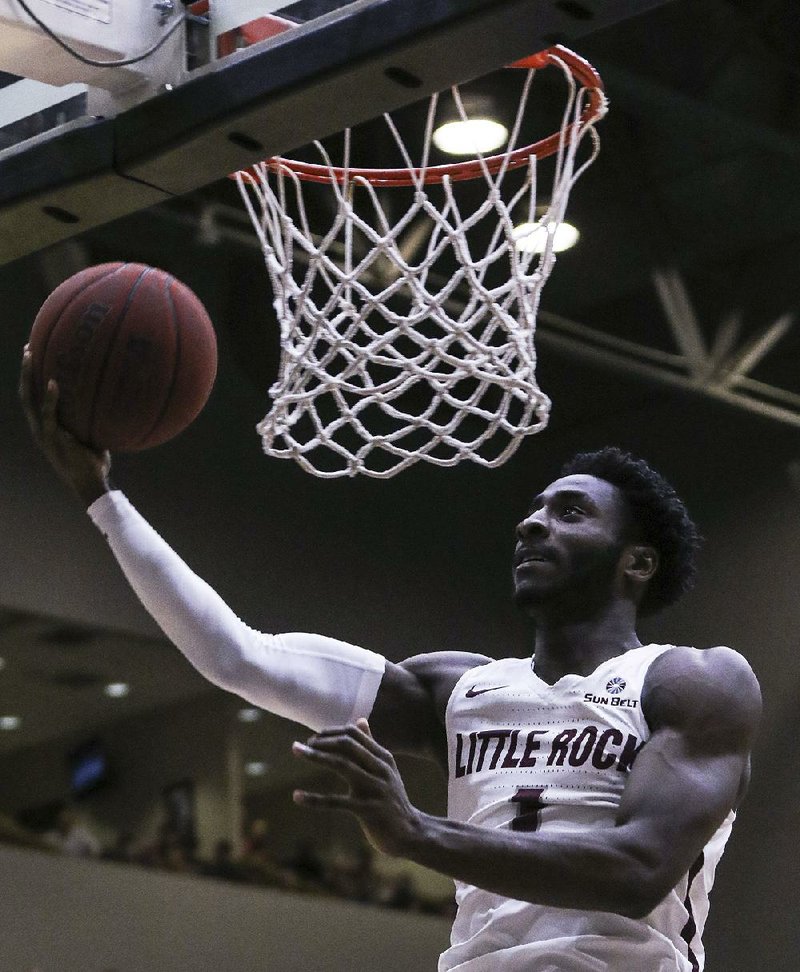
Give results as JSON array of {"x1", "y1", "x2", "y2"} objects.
[{"x1": 622, "y1": 544, "x2": 659, "y2": 583}]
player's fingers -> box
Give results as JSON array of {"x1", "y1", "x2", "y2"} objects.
[
  {"x1": 39, "y1": 379, "x2": 61, "y2": 429},
  {"x1": 310, "y1": 723, "x2": 394, "y2": 768},
  {"x1": 18, "y1": 347, "x2": 39, "y2": 427},
  {"x1": 18, "y1": 346, "x2": 30, "y2": 398},
  {"x1": 351, "y1": 721, "x2": 394, "y2": 762},
  {"x1": 36, "y1": 380, "x2": 80, "y2": 452},
  {"x1": 291, "y1": 740, "x2": 379, "y2": 785},
  {"x1": 38, "y1": 380, "x2": 72, "y2": 449},
  {"x1": 292, "y1": 789, "x2": 363, "y2": 812},
  {"x1": 302, "y1": 731, "x2": 393, "y2": 778}
]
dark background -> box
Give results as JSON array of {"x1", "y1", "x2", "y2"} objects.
[{"x1": 0, "y1": 0, "x2": 798, "y2": 967}]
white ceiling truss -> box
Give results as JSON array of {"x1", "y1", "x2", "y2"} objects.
[
  {"x1": 537, "y1": 267, "x2": 800, "y2": 428},
  {"x1": 187, "y1": 201, "x2": 800, "y2": 431}
]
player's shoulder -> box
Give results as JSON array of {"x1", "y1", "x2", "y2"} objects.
[
  {"x1": 398, "y1": 651, "x2": 494, "y2": 721},
  {"x1": 643, "y1": 645, "x2": 762, "y2": 738},
  {"x1": 399, "y1": 650, "x2": 493, "y2": 683},
  {"x1": 646, "y1": 643, "x2": 759, "y2": 693}
]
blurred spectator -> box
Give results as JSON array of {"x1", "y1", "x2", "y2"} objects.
[
  {"x1": 200, "y1": 839, "x2": 246, "y2": 882},
  {"x1": 0, "y1": 801, "x2": 455, "y2": 917},
  {"x1": 324, "y1": 844, "x2": 377, "y2": 903},
  {"x1": 102, "y1": 830, "x2": 137, "y2": 865},
  {"x1": 283, "y1": 839, "x2": 325, "y2": 888},
  {"x1": 239, "y1": 817, "x2": 286, "y2": 886},
  {"x1": 0, "y1": 811, "x2": 50, "y2": 852},
  {"x1": 159, "y1": 822, "x2": 197, "y2": 874},
  {"x1": 241, "y1": 817, "x2": 270, "y2": 857},
  {"x1": 377, "y1": 872, "x2": 419, "y2": 911},
  {"x1": 138, "y1": 820, "x2": 197, "y2": 874},
  {"x1": 161, "y1": 837, "x2": 197, "y2": 874},
  {"x1": 282, "y1": 840, "x2": 326, "y2": 892},
  {"x1": 44, "y1": 804, "x2": 101, "y2": 857}
]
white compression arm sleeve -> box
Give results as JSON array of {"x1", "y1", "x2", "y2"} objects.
[{"x1": 87, "y1": 491, "x2": 386, "y2": 732}]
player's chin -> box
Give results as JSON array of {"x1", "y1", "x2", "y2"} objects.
[{"x1": 512, "y1": 579, "x2": 550, "y2": 611}]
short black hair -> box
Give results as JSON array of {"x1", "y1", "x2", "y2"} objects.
[{"x1": 559, "y1": 447, "x2": 701, "y2": 614}]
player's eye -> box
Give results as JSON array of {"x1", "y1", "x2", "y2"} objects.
[{"x1": 561, "y1": 504, "x2": 585, "y2": 517}]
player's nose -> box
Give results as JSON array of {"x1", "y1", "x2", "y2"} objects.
[{"x1": 516, "y1": 510, "x2": 549, "y2": 539}]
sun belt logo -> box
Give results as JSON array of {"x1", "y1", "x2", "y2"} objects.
[{"x1": 585, "y1": 676, "x2": 637, "y2": 708}]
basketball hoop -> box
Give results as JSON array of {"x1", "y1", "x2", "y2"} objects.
[{"x1": 234, "y1": 46, "x2": 607, "y2": 478}]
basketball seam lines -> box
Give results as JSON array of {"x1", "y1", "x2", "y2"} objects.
[
  {"x1": 134, "y1": 272, "x2": 181, "y2": 449},
  {"x1": 37, "y1": 263, "x2": 124, "y2": 426},
  {"x1": 89, "y1": 265, "x2": 152, "y2": 448}
]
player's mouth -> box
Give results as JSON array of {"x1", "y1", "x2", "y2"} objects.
[{"x1": 514, "y1": 547, "x2": 556, "y2": 568}]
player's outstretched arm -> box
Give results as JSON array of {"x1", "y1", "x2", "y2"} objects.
[
  {"x1": 293, "y1": 646, "x2": 761, "y2": 916},
  {"x1": 20, "y1": 348, "x2": 483, "y2": 744},
  {"x1": 21, "y1": 350, "x2": 386, "y2": 731}
]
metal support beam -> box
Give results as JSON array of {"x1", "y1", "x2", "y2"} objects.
[
  {"x1": 147, "y1": 200, "x2": 800, "y2": 431},
  {"x1": 717, "y1": 313, "x2": 795, "y2": 390},
  {"x1": 652, "y1": 268, "x2": 708, "y2": 378}
]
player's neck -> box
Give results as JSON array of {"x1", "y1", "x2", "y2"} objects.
[{"x1": 531, "y1": 601, "x2": 641, "y2": 684}]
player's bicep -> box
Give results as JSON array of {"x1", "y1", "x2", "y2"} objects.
[
  {"x1": 369, "y1": 660, "x2": 436, "y2": 752},
  {"x1": 614, "y1": 727, "x2": 745, "y2": 891},
  {"x1": 369, "y1": 652, "x2": 491, "y2": 759},
  {"x1": 613, "y1": 647, "x2": 761, "y2": 899}
]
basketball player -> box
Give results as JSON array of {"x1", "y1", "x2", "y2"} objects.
[{"x1": 21, "y1": 353, "x2": 761, "y2": 972}]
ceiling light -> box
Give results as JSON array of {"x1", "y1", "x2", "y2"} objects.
[
  {"x1": 0, "y1": 715, "x2": 20, "y2": 730},
  {"x1": 432, "y1": 118, "x2": 508, "y2": 156},
  {"x1": 104, "y1": 682, "x2": 129, "y2": 699},
  {"x1": 513, "y1": 221, "x2": 580, "y2": 254},
  {"x1": 238, "y1": 707, "x2": 262, "y2": 723},
  {"x1": 245, "y1": 760, "x2": 268, "y2": 777}
]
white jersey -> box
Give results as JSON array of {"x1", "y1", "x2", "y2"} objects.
[{"x1": 443, "y1": 644, "x2": 734, "y2": 972}]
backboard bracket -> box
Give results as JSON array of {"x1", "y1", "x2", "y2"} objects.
[{"x1": 0, "y1": 0, "x2": 675, "y2": 267}]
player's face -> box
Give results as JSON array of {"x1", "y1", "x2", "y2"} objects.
[{"x1": 512, "y1": 474, "x2": 631, "y2": 613}]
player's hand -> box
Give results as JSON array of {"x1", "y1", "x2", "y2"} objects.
[
  {"x1": 20, "y1": 345, "x2": 111, "y2": 506},
  {"x1": 292, "y1": 719, "x2": 423, "y2": 857}
]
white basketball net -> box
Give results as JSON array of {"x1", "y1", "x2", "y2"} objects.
[{"x1": 236, "y1": 51, "x2": 606, "y2": 478}]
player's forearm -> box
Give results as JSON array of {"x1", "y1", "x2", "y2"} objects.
[
  {"x1": 402, "y1": 812, "x2": 661, "y2": 918},
  {"x1": 88, "y1": 491, "x2": 256, "y2": 684},
  {"x1": 87, "y1": 491, "x2": 385, "y2": 730}
]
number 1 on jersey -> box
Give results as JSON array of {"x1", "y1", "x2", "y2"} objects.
[{"x1": 510, "y1": 787, "x2": 546, "y2": 832}]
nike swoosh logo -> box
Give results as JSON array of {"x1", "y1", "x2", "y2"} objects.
[{"x1": 465, "y1": 684, "x2": 509, "y2": 698}]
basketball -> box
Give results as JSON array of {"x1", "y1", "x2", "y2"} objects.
[{"x1": 28, "y1": 262, "x2": 218, "y2": 451}]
